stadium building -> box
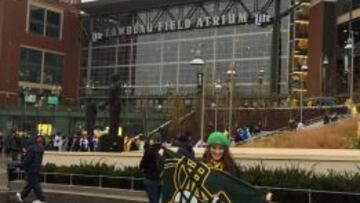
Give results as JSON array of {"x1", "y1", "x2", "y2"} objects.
[{"x1": 79, "y1": 0, "x2": 300, "y2": 109}]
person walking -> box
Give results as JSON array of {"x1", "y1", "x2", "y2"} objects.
[
  {"x1": 140, "y1": 135, "x2": 162, "y2": 203},
  {"x1": 53, "y1": 133, "x2": 61, "y2": 151},
  {"x1": 9, "y1": 131, "x2": 21, "y2": 161},
  {"x1": 16, "y1": 135, "x2": 46, "y2": 203}
]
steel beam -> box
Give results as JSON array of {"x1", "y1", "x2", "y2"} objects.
[{"x1": 270, "y1": 0, "x2": 282, "y2": 97}]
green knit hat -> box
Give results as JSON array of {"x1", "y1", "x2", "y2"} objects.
[{"x1": 207, "y1": 131, "x2": 230, "y2": 146}]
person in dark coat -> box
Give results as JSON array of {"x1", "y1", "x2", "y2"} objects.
[
  {"x1": 140, "y1": 135, "x2": 162, "y2": 203},
  {"x1": 176, "y1": 132, "x2": 195, "y2": 160},
  {"x1": 9, "y1": 131, "x2": 21, "y2": 161},
  {"x1": 16, "y1": 135, "x2": 46, "y2": 203}
]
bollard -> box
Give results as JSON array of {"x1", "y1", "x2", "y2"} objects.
[
  {"x1": 99, "y1": 176, "x2": 103, "y2": 188},
  {"x1": 44, "y1": 173, "x2": 47, "y2": 184},
  {"x1": 130, "y1": 177, "x2": 134, "y2": 190},
  {"x1": 70, "y1": 174, "x2": 73, "y2": 186}
]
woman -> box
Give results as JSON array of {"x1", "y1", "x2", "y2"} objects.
[
  {"x1": 202, "y1": 131, "x2": 240, "y2": 176},
  {"x1": 202, "y1": 131, "x2": 273, "y2": 202}
]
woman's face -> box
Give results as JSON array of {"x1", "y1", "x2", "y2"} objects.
[{"x1": 210, "y1": 145, "x2": 225, "y2": 161}]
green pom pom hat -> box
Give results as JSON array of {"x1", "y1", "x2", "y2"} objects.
[{"x1": 207, "y1": 131, "x2": 230, "y2": 146}]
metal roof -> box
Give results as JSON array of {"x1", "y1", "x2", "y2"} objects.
[{"x1": 79, "y1": 0, "x2": 207, "y2": 15}]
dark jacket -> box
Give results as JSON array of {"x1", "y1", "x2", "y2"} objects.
[
  {"x1": 21, "y1": 139, "x2": 44, "y2": 174},
  {"x1": 176, "y1": 141, "x2": 195, "y2": 160},
  {"x1": 140, "y1": 144, "x2": 161, "y2": 182}
]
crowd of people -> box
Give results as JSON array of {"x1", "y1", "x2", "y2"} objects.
[
  {"x1": 0, "y1": 130, "x2": 102, "y2": 160},
  {"x1": 233, "y1": 122, "x2": 263, "y2": 144},
  {"x1": 323, "y1": 112, "x2": 339, "y2": 125}
]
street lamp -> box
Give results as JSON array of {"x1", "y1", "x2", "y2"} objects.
[
  {"x1": 85, "y1": 80, "x2": 95, "y2": 98},
  {"x1": 345, "y1": 36, "x2": 354, "y2": 104},
  {"x1": 214, "y1": 80, "x2": 222, "y2": 131},
  {"x1": 322, "y1": 55, "x2": 329, "y2": 96},
  {"x1": 21, "y1": 86, "x2": 31, "y2": 131},
  {"x1": 123, "y1": 83, "x2": 131, "y2": 126},
  {"x1": 258, "y1": 69, "x2": 265, "y2": 106},
  {"x1": 191, "y1": 53, "x2": 205, "y2": 146},
  {"x1": 299, "y1": 63, "x2": 308, "y2": 124},
  {"x1": 226, "y1": 64, "x2": 237, "y2": 135}
]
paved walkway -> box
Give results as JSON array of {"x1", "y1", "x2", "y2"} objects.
[
  {"x1": 0, "y1": 153, "x2": 10, "y2": 193},
  {"x1": 0, "y1": 153, "x2": 10, "y2": 169}
]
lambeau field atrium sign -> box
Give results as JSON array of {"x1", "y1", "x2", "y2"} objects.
[{"x1": 104, "y1": 12, "x2": 272, "y2": 38}]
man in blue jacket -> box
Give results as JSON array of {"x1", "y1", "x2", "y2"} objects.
[{"x1": 16, "y1": 135, "x2": 46, "y2": 203}]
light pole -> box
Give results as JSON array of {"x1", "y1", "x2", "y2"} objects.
[
  {"x1": 191, "y1": 54, "x2": 205, "y2": 145},
  {"x1": 22, "y1": 87, "x2": 31, "y2": 132},
  {"x1": 344, "y1": 0, "x2": 355, "y2": 105},
  {"x1": 214, "y1": 81, "x2": 222, "y2": 131},
  {"x1": 211, "y1": 102, "x2": 216, "y2": 130},
  {"x1": 322, "y1": 55, "x2": 329, "y2": 96},
  {"x1": 123, "y1": 83, "x2": 131, "y2": 126},
  {"x1": 85, "y1": 80, "x2": 95, "y2": 98},
  {"x1": 226, "y1": 64, "x2": 237, "y2": 135},
  {"x1": 258, "y1": 69, "x2": 265, "y2": 106},
  {"x1": 345, "y1": 35, "x2": 354, "y2": 104},
  {"x1": 299, "y1": 63, "x2": 308, "y2": 124},
  {"x1": 50, "y1": 85, "x2": 62, "y2": 135}
]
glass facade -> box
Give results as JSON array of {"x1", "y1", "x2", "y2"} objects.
[
  {"x1": 82, "y1": 0, "x2": 292, "y2": 100},
  {"x1": 337, "y1": 0, "x2": 360, "y2": 16}
]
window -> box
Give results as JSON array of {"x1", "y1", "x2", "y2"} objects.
[
  {"x1": 46, "y1": 10, "x2": 61, "y2": 38},
  {"x1": 29, "y1": 6, "x2": 45, "y2": 35},
  {"x1": 19, "y1": 47, "x2": 64, "y2": 85},
  {"x1": 19, "y1": 48, "x2": 42, "y2": 83},
  {"x1": 28, "y1": 5, "x2": 62, "y2": 39},
  {"x1": 44, "y1": 53, "x2": 63, "y2": 85}
]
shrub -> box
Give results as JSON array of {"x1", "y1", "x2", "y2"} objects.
[{"x1": 6, "y1": 162, "x2": 352, "y2": 202}]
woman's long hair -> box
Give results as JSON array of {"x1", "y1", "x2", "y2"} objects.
[{"x1": 202, "y1": 146, "x2": 240, "y2": 177}]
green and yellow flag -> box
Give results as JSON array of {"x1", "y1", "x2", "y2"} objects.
[{"x1": 161, "y1": 149, "x2": 268, "y2": 203}]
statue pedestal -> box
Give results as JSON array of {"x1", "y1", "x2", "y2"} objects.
[{"x1": 99, "y1": 135, "x2": 124, "y2": 152}]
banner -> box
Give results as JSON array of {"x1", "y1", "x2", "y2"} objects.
[{"x1": 161, "y1": 149, "x2": 267, "y2": 203}]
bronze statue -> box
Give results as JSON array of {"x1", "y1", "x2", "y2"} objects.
[
  {"x1": 85, "y1": 98, "x2": 97, "y2": 151},
  {"x1": 99, "y1": 74, "x2": 124, "y2": 152}
]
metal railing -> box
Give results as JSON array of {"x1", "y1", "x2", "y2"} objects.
[
  {"x1": 257, "y1": 186, "x2": 360, "y2": 203},
  {"x1": 14, "y1": 171, "x2": 145, "y2": 191},
  {"x1": 11, "y1": 171, "x2": 360, "y2": 202}
]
